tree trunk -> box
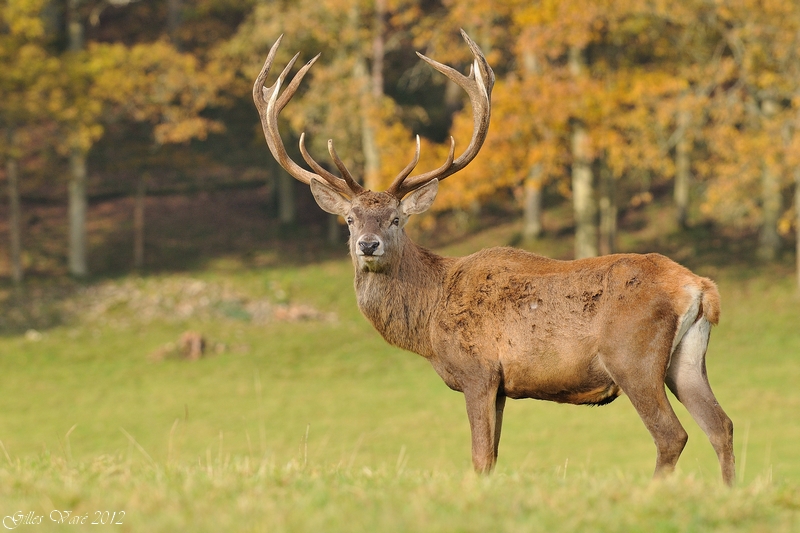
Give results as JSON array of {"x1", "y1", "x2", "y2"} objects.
[
  {"x1": 758, "y1": 98, "x2": 781, "y2": 262},
  {"x1": 6, "y1": 152, "x2": 23, "y2": 284},
  {"x1": 758, "y1": 164, "x2": 781, "y2": 262},
  {"x1": 372, "y1": 0, "x2": 385, "y2": 101},
  {"x1": 522, "y1": 163, "x2": 543, "y2": 240},
  {"x1": 358, "y1": 58, "x2": 381, "y2": 191},
  {"x1": 68, "y1": 149, "x2": 88, "y2": 277},
  {"x1": 67, "y1": 0, "x2": 83, "y2": 52},
  {"x1": 348, "y1": 2, "x2": 384, "y2": 191},
  {"x1": 571, "y1": 123, "x2": 597, "y2": 258},
  {"x1": 167, "y1": 0, "x2": 182, "y2": 47},
  {"x1": 569, "y1": 46, "x2": 596, "y2": 259},
  {"x1": 67, "y1": 0, "x2": 88, "y2": 277},
  {"x1": 521, "y1": 50, "x2": 543, "y2": 241},
  {"x1": 327, "y1": 214, "x2": 340, "y2": 245},
  {"x1": 444, "y1": 79, "x2": 462, "y2": 116},
  {"x1": 795, "y1": 168, "x2": 800, "y2": 293},
  {"x1": 674, "y1": 108, "x2": 691, "y2": 229},
  {"x1": 598, "y1": 159, "x2": 617, "y2": 256},
  {"x1": 133, "y1": 173, "x2": 146, "y2": 270},
  {"x1": 277, "y1": 169, "x2": 295, "y2": 225}
]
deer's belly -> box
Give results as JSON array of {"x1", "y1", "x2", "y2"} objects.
[{"x1": 500, "y1": 351, "x2": 621, "y2": 405}]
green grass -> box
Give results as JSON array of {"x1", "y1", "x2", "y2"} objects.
[
  {"x1": 2, "y1": 457, "x2": 798, "y2": 533},
  {"x1": 1, "y1": 222, "x2": 799, "y2": 532}
]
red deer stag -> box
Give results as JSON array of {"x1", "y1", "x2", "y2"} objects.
[{"x1": 253, "y1": 31, "x2": 735, "y2": 485}]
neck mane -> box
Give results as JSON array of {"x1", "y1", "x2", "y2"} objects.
[{"x1": 353, "y1": 235, "x2": 449, "y2": 358}]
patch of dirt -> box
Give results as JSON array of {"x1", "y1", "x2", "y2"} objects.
[{"x1": 65, "y1": 277, "x2": 335, "y2": 328}]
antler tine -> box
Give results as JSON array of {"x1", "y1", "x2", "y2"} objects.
[
  {"x1": 387, "y1": 135, "x2": 422, "y2": 194},
  {"x1": 299, "y1": 134, "x2": 365, "y2": 195},
  {"x1": 328, "y1": 140, "x2": 365, "y2": 195},
  {"x1": 389, "y1": 29, "x2": 494, "y2": 199},
  {"x1": 253, "y1": 37, "x2": 358, "y2": 197},
  {"x1": 298, "y1": 133, "x2": 347, "y2": 189},
  {"x1": 430, "y1": 135, "x2": 456, "y2": 176},
  {"x1": 252, "y1": 35, "x2": 284, "y2": 108}
]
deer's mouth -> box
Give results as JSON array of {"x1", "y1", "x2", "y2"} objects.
[
  {"x1": 356, "y1": 252, "x2": 387, "y2": 273},
  {"x1": 357, "y1": 251, "x2": 384, "y2": 259}
]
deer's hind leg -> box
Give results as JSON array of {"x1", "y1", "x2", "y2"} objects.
[
  {"x1": 601, "y1": 314, "x2": 688, "y2": 479},
  {"x1": 666, "y1": 318, "x2": 735, "y2": 486},
  {"x1": 613, "y1": 370, "x2": 688, "y2": 478}
]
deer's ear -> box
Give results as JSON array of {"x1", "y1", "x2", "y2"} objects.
[
  {"x1": 400, "y1": 179, "x2": 438, "y2": 215},
  {"x1": 310, "y1": 177, "x2": 351, "y2": 216}
]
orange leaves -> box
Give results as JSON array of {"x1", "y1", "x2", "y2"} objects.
[
  {"x1": 689, "y1": 0, "x2": 800, "y2": 228},
  {"x1": 220, "y1": 0, "x2": 800, "y2": 236},
  {"x1": 419, "y1": 0, "x2": 800, "y2": 234}
]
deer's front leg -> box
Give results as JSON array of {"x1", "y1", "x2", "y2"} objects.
[{"x1": 464, "y1": 380, "x2": 503, "y2": 474}]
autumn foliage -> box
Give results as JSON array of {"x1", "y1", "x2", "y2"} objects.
[{"x1": 1, "y1": 0, "x2": 800, "y2": 279}]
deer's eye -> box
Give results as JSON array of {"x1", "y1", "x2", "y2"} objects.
[
  {"x1": 346, "y1": 217, "x2": 354, "y2": 225},
  {"x1": 391, "y1": 217, "x2": 400, "y2": 226}
]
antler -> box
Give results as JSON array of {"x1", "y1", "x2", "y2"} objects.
[
  {"x1": 386, "y1": 29, "x2": 494, "y2": 199},
  {"x1": 253, "y1": 30, "x2": 493, "y2": 200},
  {"x1": 253, "y1": 35, "x2": 364, "y2": 197}
]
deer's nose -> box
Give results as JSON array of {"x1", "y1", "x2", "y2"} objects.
[{"x1": 358, "y1": 239, "x2": 380, "y2": 256}]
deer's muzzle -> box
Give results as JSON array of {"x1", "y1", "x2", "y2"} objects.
[{"x1": 357, "y1": 237, "x2": 382, "y2": 256}]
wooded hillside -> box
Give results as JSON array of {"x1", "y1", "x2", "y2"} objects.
[{"x1": 1, "y1": 0, "x2": 799, "y2": 285}]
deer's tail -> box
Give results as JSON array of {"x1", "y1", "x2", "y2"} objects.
[{"x1": 700, "y1": 277, "x2": 721, "y2": 326}]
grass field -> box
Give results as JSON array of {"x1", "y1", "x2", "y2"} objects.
[{"x1": 1, "y1": 219, "x2": 799, "y2": 532}]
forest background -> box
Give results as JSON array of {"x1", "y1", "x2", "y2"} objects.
[
  {"x1": 2, "y1": 2, "x2": 800, "y2": 530},
  {"x1": 1, "y1": 0, "x2": 800, "y2": 286}
]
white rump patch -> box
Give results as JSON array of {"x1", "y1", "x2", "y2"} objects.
[
  {"x1": 670, "y1": 284, "x2": 701, "y2": 356},
  {"x1": 675, "y1": 317, "x2": 711, "y2": 369}
]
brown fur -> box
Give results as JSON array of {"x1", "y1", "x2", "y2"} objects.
[{"x1": 313, "y1": 185, "x2": 734, "y2": 486}]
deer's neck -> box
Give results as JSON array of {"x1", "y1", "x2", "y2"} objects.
[{"x1": 354, "y1": 237, "x2": 449, "y2": 358}]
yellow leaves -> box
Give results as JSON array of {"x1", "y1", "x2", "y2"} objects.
[
  {"x1": 513, "y1": 0, "x2": 559, "y2": 27},
  {"x1": 221, "y1": 0, "x2": 800, "y2": 234},
  {"x1": 32, "y1": 53, "x2": 106, "y2": 154},
  {"x1": 756, "y1": 71, "x2": 781, "y2": 90},
  {"x1": 778, "y1": 211, "x2": 794, "y2": 237},
  {"x1": 59, "y1": 122, "x2": 104, "y2": 156},
  {"x1": 700, "y1": 174, "x2": 760, "y2": 229},
  {"x1": 0, "y1": 2, "x2": 58, "y2": 130},
  {"x1": 1, "y1": 29, "x2": 223, "y2": 157},
  {"x1": 155, "y1": 117, "x2": 224, "y2": 145},
  {"x1": 89, "y1": 39, "x2": 224, "y2": 146},
  {"x1": 2, "y1": 0, "x2": 46, "y2": 39},
  {"x1": 434, "y1": 0, "x2": 800, "y2": 232},
  {"x1": 699, "y1": 100, "x2": 798, "y2": 229}
]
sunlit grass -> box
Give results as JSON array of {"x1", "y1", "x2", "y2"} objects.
[
  {"x1": 1, "y1": 452, "x2": 797, "y2": 533},
  {"x1": 1, "y1": 221, "x2": 799, "y2": 531}
]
